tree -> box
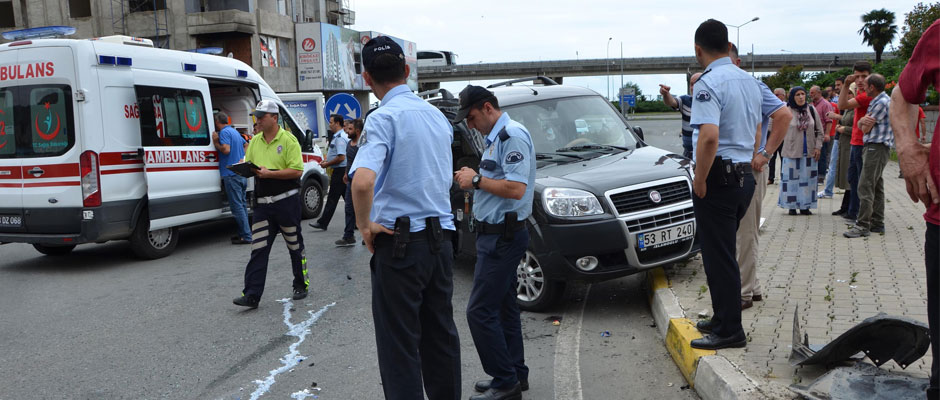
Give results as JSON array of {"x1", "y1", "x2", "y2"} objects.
[
  {"x1": 858, "y1": 8, "x2": 899, "y2": 63},
  {"x1": 761, "y1": 65, "x2": 806, "y2": 92},
  {"x1": 898, "y1": 2, "x2": 940, "y2": 60}
]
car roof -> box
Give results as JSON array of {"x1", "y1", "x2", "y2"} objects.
[{"x1": 489, "y1": 85, "x2": 601, "y2": 107}]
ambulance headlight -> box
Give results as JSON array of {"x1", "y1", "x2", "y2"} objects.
[{"x1": 542, "y1": 188, "x2": 604, "y2": 217}]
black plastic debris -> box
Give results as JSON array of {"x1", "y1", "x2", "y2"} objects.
[
  {"x1": 789, "y1": 362, "x2": 928, "y2": 400},
  {"x1": 789, "y1": 306, "x2": 930, "y2": 368}
]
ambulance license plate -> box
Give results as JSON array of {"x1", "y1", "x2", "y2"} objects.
[
  {"x1": 0, "y1": 214, "x2": 22, "y2": 227},
  {"x1": 637, "y1": 222, "x2": 694, "y2": 251}
]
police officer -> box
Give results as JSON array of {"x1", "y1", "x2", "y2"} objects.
[
  {"x1": 348, "y1": 37, "x2": 461, "y2": 400},
  {"x1": 309, "y1": 114, "x2": 348, "y2": 232},
  {"x1": 454, "y1": 85, "x2": 535, "y2": 400},
  {"x1": 687, "y1": 19, "x2": 761, "y2": 350},
  {"x1": 233, "y1": 99, "x2": 308, "y2": 308}
]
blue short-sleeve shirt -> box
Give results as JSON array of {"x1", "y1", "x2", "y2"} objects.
[
  {"x1": 473, "y1": 112, "x2": 537, "y2": 224},
  {"x1": 326, "y1": 131, "x2": 348, "y2": 167},
  {"x1": 349, "y1": 85, "x2": 455, "y2": 232},
  {"x1": 690, "y1": 57, "x2": 762, "y2": 163},
  {"x1": 218, "y1": 125, "x2": 246, "y2": 177}
]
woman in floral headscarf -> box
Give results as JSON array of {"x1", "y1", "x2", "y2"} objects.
[{"x1": 778, "y1": 86, "x2": 825, "y2": 215}]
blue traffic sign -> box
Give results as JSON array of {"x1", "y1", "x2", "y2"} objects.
[
  {"x1": 325, "y1": 93, "x2": 361, "y2": 121},
  {"x1": 620, "y1": 94, "x2": 636, "y2": 107}
]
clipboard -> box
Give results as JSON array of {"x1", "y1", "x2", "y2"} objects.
[{"x1": 226, "y1": 161, "x2": 260, "y2": 178}]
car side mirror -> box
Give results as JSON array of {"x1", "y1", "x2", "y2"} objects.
[
  {"x1": 305, "y1": 129, "x2": 314, "y2": 148},
  {"x1": 633, "y1": 126, "x2": 644, "y2": 141}
]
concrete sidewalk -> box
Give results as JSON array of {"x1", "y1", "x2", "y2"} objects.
[{"x1": 659, "y1": 159, "x2": 933, "y2": 398}]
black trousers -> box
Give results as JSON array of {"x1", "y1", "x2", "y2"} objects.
[
  {"x1": 767, "y1": 147, "x2": 783, "y2": 182},
  {"x1": 467, "y1": 230, "x2": 530, "y2": 390},
  {"x1": 926, "y1": 222, "x2": 939, "y2": 399},
  {"x1": 692, "y1": 165, "x2": 755, "y2": 337},
  {"x1": 243, "y1": 194, "x2": 307, "y2": 299},
  {"x1": 317, "y1": 169, "x2": 346, "y2": 229},
  {"x1": 371, "y1": 231, "x2": 461, "y2": 400}
]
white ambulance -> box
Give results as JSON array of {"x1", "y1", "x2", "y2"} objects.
[{"x1": 0, "y1": 33, "x2": 329, "y2": 259}]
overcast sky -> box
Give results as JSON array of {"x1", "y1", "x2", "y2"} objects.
[{"x1": 351, "y1": 0, "x2": 920, "y2": 100}]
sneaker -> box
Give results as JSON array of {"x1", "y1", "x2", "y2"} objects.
[
  {"x1": 233, "y1": 294, "x2": 259, "y2": 308},
  {"x1": 817, "y1": 192, "x2": 832, "y2": 199},
  {"x1": 292, "y1": 289, "x2": 308, "y2": 300},
  {"x1": 335, "y1": 237, "x2": 356, "y2": 247},
  {"x1": 843, "y1": 226, "x2": 870, "y2": 238},
  {"x1": 308, "y1": 222, "x2": 326, "y2": 231},
  {"x1": 870, "y1": 226, "x2": 885, "y2": 234}
]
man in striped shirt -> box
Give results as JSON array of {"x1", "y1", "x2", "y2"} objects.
[
  {"x1": 845, "y1": 73, "x2": 893, "y2": 238},
  {"x1": 659, "y1": 72, "x2": 702, "y2": 159}
]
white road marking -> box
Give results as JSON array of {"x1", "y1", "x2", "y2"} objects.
[
  {"x1": 249, "y1": 300, "x2": 335, "y2": 400},
  {"x1": 553, "y1": 284, "x2": 591, "y2": 400}
]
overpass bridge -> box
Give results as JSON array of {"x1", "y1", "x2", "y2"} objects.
[{"x1": 417, "y1": 52, "x2": 892, "y2": 88}]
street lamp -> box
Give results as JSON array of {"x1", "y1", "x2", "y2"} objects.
[
  {"x1": 726, "y1": 17, "x2": 759, "y2": 51},
  {"x1": 606, "y1": 37, "x2": 612, "y2": 101}
]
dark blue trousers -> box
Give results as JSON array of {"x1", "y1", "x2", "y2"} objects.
[
  {"x1": 467, "y1": 229, "x2": 530, "y2": 390},
  {"x1": 817, "y1": 140, "x2": 831, "y2": 178},
  {"x1": 847, "y1": 145, "x2": 864, "y2": 219},
  {"x1": 926, "y1": 223, "x2": 939, "y2": 398},
  {"x1": 243, "y1": 194, "x2": 307, "y2": 299},
  {"x1": 342, "y1": 182, "x2": 355, "y2": 240},
  {"x1": 317, "y1": 169, "x2": 346, "y2": 229},
  {"x1": 371, "y1": 231, "x2": 461, "y2": 400},
  {"x1": 692, "y1": 166, "x2": 755, "y2": 337}
]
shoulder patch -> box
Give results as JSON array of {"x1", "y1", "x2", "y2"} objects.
[
  {"x1": 695, "y1": 90, "x2": 712, "y2": 102},
  {"x1": 505, "y1": 151, "x2": 524, "y2": 164},
  {"x1": 498, "y1": 128, "x2": 510, "y2": 142}
]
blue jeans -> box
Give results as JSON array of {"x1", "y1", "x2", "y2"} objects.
[
  {"x1": 817, "y1": 140, "x2": 831, "y2": 177},
  {"x1": 821, "y1": 138, "x2": 840, "y2": 196},
  {"x1": 343, "y1": 181, "x2": 356, "y2": 240},
  {"x1": 682, "y1": 135, "x2": 693, "y2": 159},
  {"x1": 222, "y1": 175, "x2": 251, "y2": 241},
  {"x1": 846, "y1": 145, "x2": 864, "y2": 219}
]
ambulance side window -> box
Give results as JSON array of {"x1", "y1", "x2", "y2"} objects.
[
  {"x1": 278, "y1": 106, "x2": 306, "y2": 148},
  {"x1": 136, "y1": 85, "x2": 210, "y2": 147},
  {"x1": 0, "y1": 89, "x2": 14, "y2": 156},
  {"x1": 0, "y1": 84, "x2": 75, "y2": 158}
]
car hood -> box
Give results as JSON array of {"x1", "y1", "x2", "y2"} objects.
[{"x1": 535, "y1": 146, "x2": 691, "y2": 194}]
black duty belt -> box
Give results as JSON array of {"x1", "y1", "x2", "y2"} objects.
[{"x1": 474, "y1": 220, "x2": 526, "y2": 235}]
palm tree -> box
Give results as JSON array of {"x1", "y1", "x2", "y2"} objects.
[{"x1": 858, "y1": 8, "x2": 899, "y2": 63}]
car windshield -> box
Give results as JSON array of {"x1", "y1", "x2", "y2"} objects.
[{"x1": 502, "y1": 95, "x2": 638, "y2": 157}]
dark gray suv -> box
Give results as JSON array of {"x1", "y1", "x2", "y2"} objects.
[{"x1": 425, "y1": 78, "x2": 700, "y2": 311}]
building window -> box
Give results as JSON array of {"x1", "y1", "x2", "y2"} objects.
[
  {"x1": 0, "y1": 1, "x2": 15, "y2": 28},
  {"x1": 276, "y1": 0, "x2": 287, "y2": 16},
  {"x1": 69, "y1": 0, "x2": 92, "y2": 18},
  {"x1": 129, "y1": 0, "x2": 166, "y2": 12}
]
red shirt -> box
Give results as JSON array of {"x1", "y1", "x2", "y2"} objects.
[
  {"x1": 898, "y1": 19, "x2": 940, "y2": 225},
  {"x1": 915, "y1": 107, "x2": 926, "y2": 139},
  {"x1": 850, "y1": 91, "x2": 872, "y2": 146}
]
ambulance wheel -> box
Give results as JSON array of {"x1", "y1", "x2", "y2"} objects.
[
  {"x1": 515, "y1": 250, "x2": 565, "y2": 312},
  {"x1": 129, "y1": 212, "x2": 178, "y2": 259},
  {"x1": 32, "y1": 244, "x2": 76, "y2": 256},
  {"x1": 301, "y1": 179, "x2": 324, "y2": 219}
]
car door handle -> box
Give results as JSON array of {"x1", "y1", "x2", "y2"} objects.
[
  {"x1": 206, "y1": 153, "x2": 217, "y2": 162},
  {"x1": 27, "y1": 167, "x2": 44, "y2": 177}
]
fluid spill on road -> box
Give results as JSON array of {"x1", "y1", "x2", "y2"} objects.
[{"x1": 249, "y1": 300, "x2": 335, "y2": 400}]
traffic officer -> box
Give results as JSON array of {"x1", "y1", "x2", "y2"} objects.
[
  {"x1": 232, "y1": 99, "x2": 308, "y2": 308},
  {"x1": 454, "y1": 85, "x2": 535, "y2": 400},
  {"x1": 688, "y1": 19, "x2": 761, "y2": 350},
  {"x1": 348, "y1": 36, "x2": 461, "y2": 400}
]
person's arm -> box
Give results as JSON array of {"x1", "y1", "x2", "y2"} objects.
[
  {"x1": 753, "y1": 123, "x2": 763, "y2": 155},
  {"x1": 752, "y1": 106, "x2": 792, "y2": 172},
  {"x1": 837, "y1": 75, "x2": 860, "y2": 110},
  {"x1": 255, "y1": 140, "x2": 303, "y2": 179},
  {"x1": 659, "y1": 85, "x2": 678, "y2": 109},
  {"x1": 693, "y1": 125, "x2": 718, "y2": 198},
  {"x1": 812, "y1": 108, "x2": 824, "y2": 160},
  {"x1": 891, "y1": 84, "x2": 938, "y2": 206},
  {"x1": 213, "y1": 131, "x2": 232, "y2": 155},
  {"x1": 858, "y1": 101, "x2": 884, "y2": 134},
  {"x1": 455, "y1": 167, "x2": 526, "y2": 200}
]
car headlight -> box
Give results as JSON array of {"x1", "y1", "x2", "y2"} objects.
[{"x1": 542, "y1": 188, "x2": 604, "y2": 217}]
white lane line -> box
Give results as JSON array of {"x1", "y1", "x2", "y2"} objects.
[
  {"x1": 249, "y1": 300, "x2": 336, "y2": 400},
  {"x1": 553, "y1": 284, "x2": 591, "y2": 400}
]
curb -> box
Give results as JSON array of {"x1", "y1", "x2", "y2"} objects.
[{"x1": 646, "y1": 267, "x2": 763, "y2": 400}]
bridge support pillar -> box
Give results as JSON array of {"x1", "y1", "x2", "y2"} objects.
[
  {"x1": 419, "y1": 81, "x2": 440, "y2": 92},
  {"x1": 550, "y1": 76, "x2": 564, "y2": 84}
]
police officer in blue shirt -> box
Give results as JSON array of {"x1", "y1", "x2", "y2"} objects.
[
  {"x1": 348, "y1": 36, "x2": 461, "y2": 400},
  {"x1": 687, "y1": 19, "x2": 761, "y2": 350},
  {"x1": 309, "y1": 114, "x2": 347, "y2": 231},
  {"x1": 454, "y1": 85, "x2": 536, "y2": 400}
]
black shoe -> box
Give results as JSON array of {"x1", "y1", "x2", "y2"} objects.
[
  {"x1": 231, "y1": 237, "x2": 251, "y2": 245},
  {"x1": 292, "y1": 289, "x2": 308, "y2": 300},
  {"x1": 870, "y1": 226, "x2": 885, "y2": 234},
  {"x1": 308, "y1": 222, "x2": 326, "y2": 231},
  {"x1": 233, "y1": 295, "x2": 259, "y2": 308},
  {"x1": 469, "y1": 382, "x2": 522, "y2": 400},
  {"x1": 474, "y1": 379, "x2": 529, "y2": 393},
  {"x1": 691, "y1": 331, "x2": 747, "y2": 350},
  {"x1": 741, "y1": 299, "x2": 754, "y2": 310},
  {"x1": 788, "y1": 209, "x2": 797, "y2": 215},
  {"x1": 800, "y1": 209, "x2": 812, "y2": 215},
  {"x1": 752, "y1": 294, "x2": 763, "y2": 302},
  {"x1": 832, "y1": 210, "x2": 845, "y2": 216},
  {"x1": 696, "y1": 319, "x2": 716, "y2": 334},
  {"x1": 335, "y1": 237, "x2": 356, "y2": 247}
]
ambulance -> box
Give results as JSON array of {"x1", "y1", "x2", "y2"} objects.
[{"x1": 0, "y1": 30, "x2": 329, "y2": 259}]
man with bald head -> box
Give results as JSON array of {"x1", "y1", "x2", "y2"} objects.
[
  {"x1": 660, "y1": 72, "x2": 703, "y2": 159},
  {"x1": 811, "y1": 85, "x2": 835, "y2": 179}
]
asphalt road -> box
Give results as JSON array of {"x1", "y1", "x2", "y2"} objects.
[
  {"x1": 628, "y1": 115, "x2": 686, "y2": 156},
  {"x1": 0, "y1": 127, "x2": 695, "y2": 399}
]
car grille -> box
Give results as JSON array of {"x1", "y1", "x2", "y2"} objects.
[
  {"x1": 609, "y1": 181, "x2": 690, "y2": 215},
  {"x1": 625, "y1": 207, "x2": 695, "y2": 233}
]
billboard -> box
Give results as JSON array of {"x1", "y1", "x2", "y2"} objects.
[
  {"x1": 296, "y1": 23, "x2": 323, "y2": 91},
  {"x1": 359, "y1": 31, "x2": 418, "y2": 91}
]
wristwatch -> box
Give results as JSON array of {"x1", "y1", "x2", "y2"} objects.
[
  {"x1": 758, "y1": 150, "x2": 772, "y2": 159},
  {"x1": 471, "y1": 174, "x2": 482, "y2": 189}
]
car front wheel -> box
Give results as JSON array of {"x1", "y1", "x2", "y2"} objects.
[
  {"x1": 516, "y1": 250, "x2": 565, "y2": 311},
  {"x1": 301, "y1": 178, "x2": 324, "y2": 219}
]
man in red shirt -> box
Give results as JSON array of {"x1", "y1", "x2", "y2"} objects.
[
  {"x1": 890, "y1": 18, "x2": 940, "y2": 399},
  {"x1": 837, "y1": 61, "x2": 874, "y2": 222}
]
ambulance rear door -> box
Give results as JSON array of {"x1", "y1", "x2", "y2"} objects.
[{"x1": 133, "y1": 70, "x2": 223, "y2": 229}]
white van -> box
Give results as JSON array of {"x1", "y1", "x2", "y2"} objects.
[{"x1": 0, "y1": 35, "x2": 329, "y2": 259}]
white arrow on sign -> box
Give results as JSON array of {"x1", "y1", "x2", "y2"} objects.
[
  {"x1": 330, "y1": 104, "x2": 342, "y2": 116},
  {"x1": 343, "y1": 104, "x2": 358, "y2": 119}
]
